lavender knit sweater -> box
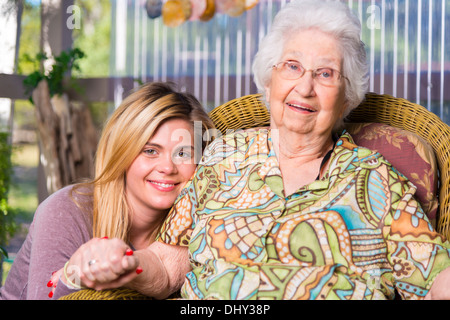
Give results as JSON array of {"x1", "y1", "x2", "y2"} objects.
[{"x1": 0, "y1": 185, "x2": 93, "y2": 300}]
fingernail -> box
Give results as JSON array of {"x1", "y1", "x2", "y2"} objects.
[
  {"x1": 102, "y1": 236, "x2": 108, "y2": 239},
  {"x1": 47, "y1": 280, "x2": 53, "y2": 287},
  {"x1": 136, "y1": 267, "x2": 143, "y2": 274},
  {"x1": 125, "y1": 249, "x2": 134, "y2": 256},
  {"x1": 48, "y1": 291, "x2": 53, "y2": 298}
]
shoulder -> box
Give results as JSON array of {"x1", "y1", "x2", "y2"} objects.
[
  {"x1": 37, "y1": 184, "x2": 91, "y2": 211},
  {"x1": 334, "y1": 131, "x2": 395, "y2": 170},
  {"x1": 34, "y1": 184, "x2": 93, "y2": 230},
  {"x1": 333, "y1": 131, "x2": 413, "y2": 189},
  {"x1": 201, "y1": 128, "x2": 269, "y2": 166}
]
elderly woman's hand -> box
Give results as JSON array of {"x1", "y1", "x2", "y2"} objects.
[{"x1": 48, "y1": 237, "x2": 141, "y2": 296}]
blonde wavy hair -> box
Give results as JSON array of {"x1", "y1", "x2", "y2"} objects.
[{"x1": 75, "y1": 82, "x2": 214, "y2": 243}]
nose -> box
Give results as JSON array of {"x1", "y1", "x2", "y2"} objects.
[
  {"x1": 156, "y1": 154, "x2": 178, "y2": 174},
  {"x1": 294, "y1": 71, "x2": 316, "y2": 97}
]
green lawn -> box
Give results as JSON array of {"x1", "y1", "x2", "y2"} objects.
[
  {"x1": 2, "y1": 260, "x2": 12, "y2": 286},
  {"x1": 9, "y1": 143, "x2": 39, "y2": 222}
]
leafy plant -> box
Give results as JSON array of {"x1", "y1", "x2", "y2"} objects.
[
  {"x1": 23, "y1": 48, "x2": 86, "y2": 104},
  {"x1": 0, "y1": 246, "x2": 8, "y2": 259},
  {"x1": 0, "y1": 132, "x2": 16, "y2": 259}
]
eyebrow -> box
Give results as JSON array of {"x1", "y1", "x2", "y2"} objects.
[
  {"x1": 284, "y1": 51, "x2": 340, "y2": 67},
  {"x1": 144, "y1": 142, "x2": 162, "y2": 149},
  {"x1": 315, "y1": 58, "x2": 340, "y2": 68},
  {"x1": 144, "y1": 142, "x2": 195, "y2": 150}
]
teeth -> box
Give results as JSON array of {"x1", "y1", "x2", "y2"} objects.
[
  {"x1": 287, "y1": 103, "x2": 314, "y2": 112},
  {"x1": 151, "y1": 181, "x2": 175, "y2": 188}
]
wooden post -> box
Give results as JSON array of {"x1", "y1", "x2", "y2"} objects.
[{"x1": 38, "y1": 0, "x2": 74, "y2": 202}]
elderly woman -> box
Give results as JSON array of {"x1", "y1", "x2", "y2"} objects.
[
  {"x1": 155, "y1": 0, "x2": 450, "y2": 300},
  {"x1": 64, "y1": 0, "x2": 450, "y2": 300}
]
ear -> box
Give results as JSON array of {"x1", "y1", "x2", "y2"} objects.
[
  {"x1": 342, "y1": 99, "x2": 349, "y2": 113},
  {"x1": 337, "y1": 86, "x2": 350, "y2": 117},
  {"x1": 264, "y1": 85, "x2": 271, "y2": 102}
]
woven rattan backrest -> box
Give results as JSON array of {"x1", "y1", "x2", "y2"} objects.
[
  {"x1": 208, "y1": 92, "x2": 450, "y2": 239},
  {"x1": 208, "y1": 93, "x2": 270, "y2": 134}
]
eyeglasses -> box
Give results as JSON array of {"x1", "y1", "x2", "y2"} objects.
[{"x1": 272, "y1": 61, "x2": 348, "y2": 87}]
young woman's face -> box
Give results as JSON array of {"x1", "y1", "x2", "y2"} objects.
[{"x1": 125, "y1": 118, "x2": 197, "y2": 216}]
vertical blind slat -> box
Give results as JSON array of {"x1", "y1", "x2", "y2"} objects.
[
  {"x1": 404, "y1": 0, "x2": 409, "y2": 100},
  {"x1": 393, "y1": 0, "x2": 398, "y2": 97},
  {"x1": 441, "y1": 0, "x2": 446, "y2": 117},
  {"x1": 416, "y1": 0, "x2": 422, "y2": 105},
  {"x1": 427, "y1": 0, "x2": 432, "y2": 111}
]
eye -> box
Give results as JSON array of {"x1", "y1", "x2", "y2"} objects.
[
  {"x1": 143, "y1": 148, "x2": 158, "y2": 156},
  {"x1": 316, "y1": 68, "x2": 334, "y2": 79},
  {"x1": 174, "y1": 147, "x2": 193, "y2": 160},
  {"x1": 178, "y1": 150, "x2": 190, "y2": 158},
  {"x1": 285, "y1": 61, "x2": 302, "y2": 72}
]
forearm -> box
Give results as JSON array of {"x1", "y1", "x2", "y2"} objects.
[
  {"x1": 425, "y1": 266, "x2": 450, "y2": 300},
  {"x1": 127, "y1": 242, "x2": 190, "y2": 299}
]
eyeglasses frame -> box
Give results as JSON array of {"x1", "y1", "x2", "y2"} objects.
[{"x1": 272, "y1": 61, "x2": 349, "y2": 85}]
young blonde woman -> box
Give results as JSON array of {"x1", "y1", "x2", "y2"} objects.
[{"x1": 0, "y1": 82, "x2": 214, "y2": 300}]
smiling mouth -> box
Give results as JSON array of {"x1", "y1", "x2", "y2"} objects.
[
  {"x1": 149, "y1": 181, "x2": 178, "y2": 188},
  {"x1": 287, "y1": 103, "x2": 316, "y2": 113}
]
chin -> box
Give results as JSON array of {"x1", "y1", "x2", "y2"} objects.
[{"x1": 150, "y1": 198, "x2": 178, "y2": 211}]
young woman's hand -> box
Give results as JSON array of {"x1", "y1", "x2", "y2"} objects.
[{"x1": 48, "y1": 237, "x2": 142, "y2": 297}]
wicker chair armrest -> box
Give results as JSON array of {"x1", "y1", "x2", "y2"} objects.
[{"x1": 59, "y1": 288, "x2": 153, "y2": 300}]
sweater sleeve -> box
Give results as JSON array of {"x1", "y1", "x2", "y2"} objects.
[{"x1": 26, "y1": 185, "x2": 93, "y2": 300}]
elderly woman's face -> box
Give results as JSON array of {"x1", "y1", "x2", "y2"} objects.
[{"x1": 265, "y1": 28, "x2": 347, "y2": 138}]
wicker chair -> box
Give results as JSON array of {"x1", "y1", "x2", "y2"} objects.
[
  {"x1": 58, "y1": 288, "x2": 152, "y2": 300},
  {"x1": 60, "y1": 91, "x2": 450, "y2": 300}
]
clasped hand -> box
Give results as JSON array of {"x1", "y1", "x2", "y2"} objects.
[{"x1": 48, "y1": 237, "x2": 142, "y2": 297}]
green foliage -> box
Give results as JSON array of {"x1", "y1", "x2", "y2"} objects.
[
  {"x1": 22, "y1": 48, "x2": 86, "y2": 104},
  {"x1": 72, "y1": 0, "x2": 111, "y2": 77},
  {"x1": 0, "y1": 246, "x2": 8, "y2": 259},
  {"x1": 0, "y1": 132, "x2": 16, "y2": 258},
  {"x1": 16, "y1": 3, "x2": 43, "y2": 75},
  {"x1": 0, "y1": 133, "x2": 12, "y2": 216}
]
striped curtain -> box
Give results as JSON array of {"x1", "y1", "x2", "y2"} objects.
[{"x1": 110, "y1": 0, "x2": 449, "y2": 124}]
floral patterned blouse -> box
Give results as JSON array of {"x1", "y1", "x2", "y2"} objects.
[{"x1": 158, "y1": 129, "x2": 450, "y2": 300}]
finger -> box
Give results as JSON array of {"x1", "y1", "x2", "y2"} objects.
[
  {"x1": 121, "y1": 254, "x2": 140, "y2": 272},
  {"x1": 79, "y1": 237, "x2": 111, "y2": 280},
  {"x1": 86, "y1": 259, "x2": 119, "y2": 283},
  {"x1": 80, "y1": 249, "x2": 98, "y2": 282},
  {"x1": 61, "y1": 238, "x2": 106, "y2": 288},
  {"x1": 104, "y1": 244, "x2": 130, "y2": 275},
  {"x1": 47, "y1": 269, "x2": 61, "y2": 299},
  {"x1": 93, "y1": 269, "x2": 140, "y2": 291},
  {"x1": 90, "y1": 254, "x2": 141, "y2": 288},
  {"x1": 83, "y1": 242, "x2": 127, "y2": 283},
  {"x1": 76, "y1": 238, "x2": 131, "y2": 286},
  {"x1": 48, "y1": 268, "x2": 62, "y2": 288}
]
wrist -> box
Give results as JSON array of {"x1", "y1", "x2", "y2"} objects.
[
  {"x1": 62, "y1": 261, "x2": 86, "y2": 290},
  {"x1": 127, "y1": 248, "x2": 170, "y2": 299}
]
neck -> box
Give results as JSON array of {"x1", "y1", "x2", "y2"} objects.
[
  {"x1": 128, "y1": 209, "x2": 167, "y2": 250},
  {"x1": 271, "y1": 127, "x2": 334, "y2": 162},
  {"x1": 270, "y1": 128, "x2": 335, "y2": 196}
]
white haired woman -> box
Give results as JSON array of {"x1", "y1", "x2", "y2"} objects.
[{"x1": 156, "y1": 0, "x2": 450, "y2": 300}]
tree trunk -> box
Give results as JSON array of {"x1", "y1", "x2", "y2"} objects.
[{"x1": 32, "y1": 80, "x2": 98, "y2": 194}]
